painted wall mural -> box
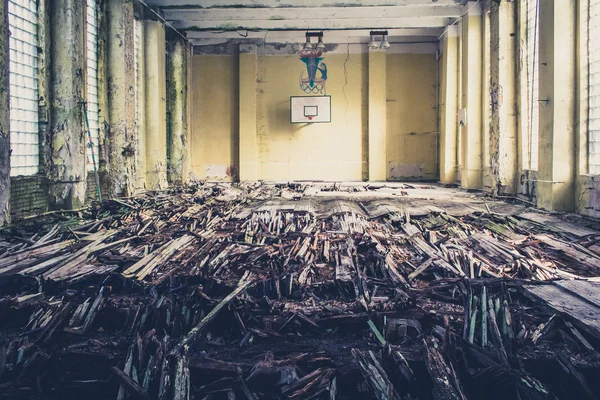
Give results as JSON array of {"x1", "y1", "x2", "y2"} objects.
[{"x1": 298, "y1": 48, "x2": 327, "y2": 94}]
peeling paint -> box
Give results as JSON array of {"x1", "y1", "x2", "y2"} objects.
[
  {"x1": 106, "y1": 0, "x2": 137, "y2": 197},
  {"x1": 488, "y1": 0, "x2": 518, "y2": 196},
  {"x1": 167, "y1": 38, "x2": 189, "y2": 185},
  {"x1": 48, "y1": 0, "x2": 87, "y2": 210},
  {"x1": 145, "y1": 20, "x2": 168, "y2": 190}
]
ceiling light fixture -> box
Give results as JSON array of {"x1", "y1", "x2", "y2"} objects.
[
  {"x1": 303, "y1": 36, "x2": 313, "y2": 50},
  {"x1": 304, "y1": 31, "x2": 325, "y2": 52},
  {"x1": 368, "y1": 34, "x2": 379, "y2": 49},
  {"x1": 380, "y1": 34, "x2": 391, "y2": 50},
  {"x1": 369, "y1": 30, "x2": 390, "y2": 50},
  {"x1": 316, "y1": 36, "x2": 326, "y2": 50}
]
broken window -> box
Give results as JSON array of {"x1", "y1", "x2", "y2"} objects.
[
  {"x1": 8, "y1": 0, "x2": 39, "y2": 177},
  {"x1": 590, "y1": 0, "x2": 600, "y2": 174},
  {"x1": 86, "y1": 0, "x2": 100, "y2": 171}
]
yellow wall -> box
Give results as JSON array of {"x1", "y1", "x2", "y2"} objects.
[
  {"x1": 190, "y1": 55, "x2": 238, "y2": 180},
  {"x1": 257, "y1": 52, "x2": 367, "y2": 181},
  {"x1": 386, "y1": 53, "x2": 438, "y2": 180},
  {"x1": 190, "y1": 47, "x2": 438, "y2": 181}
]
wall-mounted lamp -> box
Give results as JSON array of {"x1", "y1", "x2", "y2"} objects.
[
  {"x1": 369, "y1": 30, "x2": 390, "y2": 50},
  {"x1": 304, "y1": 31, "x2": 326, "y2": 51}
]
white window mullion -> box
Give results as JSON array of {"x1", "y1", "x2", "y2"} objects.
[{"x1": 8, "y1": 0, "x2": 39, "y2": 177}]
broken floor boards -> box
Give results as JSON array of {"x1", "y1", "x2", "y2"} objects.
[
  {"x1": 1, "y1": 182, "x2": 600, "y2": 399},
  {"x1": 524, "y1": 281, "x2": 600, "y2": 338}
]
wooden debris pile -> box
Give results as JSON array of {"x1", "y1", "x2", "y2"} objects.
[{"x1": 0, "y1": 183, "x2": 599, "y2": 399}]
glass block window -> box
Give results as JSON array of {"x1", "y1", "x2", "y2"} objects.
[
  {"x1": 590, "y1": 0, "x2": 600, "y2": 174},
  {"x1": 86, "y1": 0, "x2": 100, "y2": 170},
  {"x1": 525, "y1": 0, "x2": 540, "y2": 171},
  {"x1": 8, "y1": 0, "x2": 39, "y2": 176}
]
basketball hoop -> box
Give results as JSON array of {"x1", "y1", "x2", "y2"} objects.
[{"x1": 307, "y1": 115, "x2": 314, "y2": 121}]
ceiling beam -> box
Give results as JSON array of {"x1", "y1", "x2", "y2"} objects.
[
  {"x1": 145, "y1": 0, "x2": 467, "y2": 7},
  {"x1": 170, "y1": 17, "x2": 453, "y2": 30},
  {"x1": 162, "y1": 5, "x2": 463, "y2": 21},
  {"x1": 189, "y1": 35, "x2": 439, "y2": 46},
  {"x1": 186, "y1": 28, "x2": 443, "y2": 40}
]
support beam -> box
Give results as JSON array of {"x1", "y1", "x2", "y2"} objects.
[
  {"x1": 97, "y1": 0, "x2": 109, "y2": 175},
  {"x1": 171, "y1": 17, "x2": 453, "y2": 31},
  {"x1": 48, "y1": 0, "x2": 87, "y2": 210},
  {"x1": 167, "y1": 38, "x2": 190, "y2": 185},
  {"x1": 163, "y1": 5, "x2": 464, "y2": 21},
  {"x1": 187, "y1": 28, "x2": 443, "y2": 40},
  {"x1": 368, "y1": 48, "x2": 387, "y2": 181},
  {"x1": 238, "y1": 44, "x2": 258, "y2": 181},
  {"x1": 144, "y1": 21, "x2": 168, "y2": 190},
  {"x1": 460, "y1": 2, "x2": 483, "y2": 189},
  {"x1": 144, "y1": 0, "x2": 464, "y2": 7},
  {"x1": 0, "y1": 0, "x2": 9, "y2": 226},
  {"x1": 489, "y1": 0, "x2": 518, "y2": 195},
  {"x1": 106, "y1": 0, "x2": 136, "y2": 197},
  {"x1": 439, "y1": 26, "x2": 459, "y2": 185},
  {"x1": 537, "y1": 0, "x2": 577, "y2": 211},
  {"x1": 134, "y1": 18, "x2": 147, "y2": 190}
]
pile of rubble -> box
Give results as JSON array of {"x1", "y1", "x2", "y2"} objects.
[{"x1": 0, "y1": 183, "x2": 599, "y2": 399}]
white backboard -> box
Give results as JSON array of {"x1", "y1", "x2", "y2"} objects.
[{"x1": 290, "y1": 96, "x2": 331, "y2": 124}]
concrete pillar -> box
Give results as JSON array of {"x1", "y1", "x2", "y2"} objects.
[
  {"x1": 135, "y1": 18, "x2": 146, "y2": 190},
  {"x1": 0, "y1": 0, "x2": 9, "y2": 226},
  {"x1": 144, "y1": 21, "x2": 168, "y2": 190},
  {"x1": 537, "y1": 0, "x2": 577, "y2": 211},
  {"x1": 439, "y1": 27, "x2": 459, "y2": 185},
  {"x1": 489, "y1": 0, "x2": 519, "y2": 195},
  {"x1": 167, "y1": 39, "x2": 189, "y2": 185},
  {"x1": 460, "y1": 2, "x2": 484, "y2": 189},
  {"x1": 97, "y1": 0, "x2": 109, "y2": 173},
  {"x1": 37, "y1": 0, "x2": 51, "y2": 171},
  {"x1": 48, "y1": 0, "x2": 87, "y2": 210},
  {"x1": 368, "y1": 49, "x2": 387, "y2": 181},
  {"x1": 106, "y1": 0, "x2": 136, "y2": 197},
  {"x1": 239, "y1": 44, "x2": 258, "y2": 181}
]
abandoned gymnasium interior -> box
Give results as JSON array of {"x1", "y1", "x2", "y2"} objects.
[{"x1": 1, "y1": 0, "x2": 600, "y2": 399}]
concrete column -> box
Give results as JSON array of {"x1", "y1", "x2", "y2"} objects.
[
  {"x1": 48, "y1": 0, "x2": 86, "y2": 210},
  {"x1": 460, "y1": 2, "x2": 484, "y2": 189},
  {"x1": 489, "y1": 0, "x2": 519, "y2": 195},
  {"x1": 144, "y1": 21, "x2": 168, "y2": 190},
  {"x1": 135, "y1": 18, "x2": 146, "y2": 190},
  {"x1": 167, "y1": 39, "x2": 189, "y2": 185},
  {"x1": 97, "y1": 0, "x2": 109, "y2": 172},
  {"x1": 37, "y1": 0, "x2": 51, "y2": 171},
  {"x1": 106, "y1": 0, "x2": 136, "y2": 197},
  {"x1": 439, "y1": 27, "x2": 459, "y2": 185},
  {"x1": 239, "y1": 44, "x2": 258, "y2": 181},
  {"x1": 368, "y1": 49, "x2": 387, "y2": 181},
  {"x1": 0, "y1": 0, "x2": 9, "y2": 226},
  {"x1": 537, "y1": 0, "x2": 577, "y2": 211}
]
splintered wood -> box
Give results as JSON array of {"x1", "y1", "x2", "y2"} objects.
[{"x1": 0, "y1": 182, "x2": 600, "y2": 399}]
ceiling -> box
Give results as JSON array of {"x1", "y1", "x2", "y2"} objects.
[{"x1": 142, "y1": 0, "x2": 469, "y2": 47}]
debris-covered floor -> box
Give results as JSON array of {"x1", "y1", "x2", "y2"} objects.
[{"x1": 1, "y1": 182, "x2": 600, "y2": 400}]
